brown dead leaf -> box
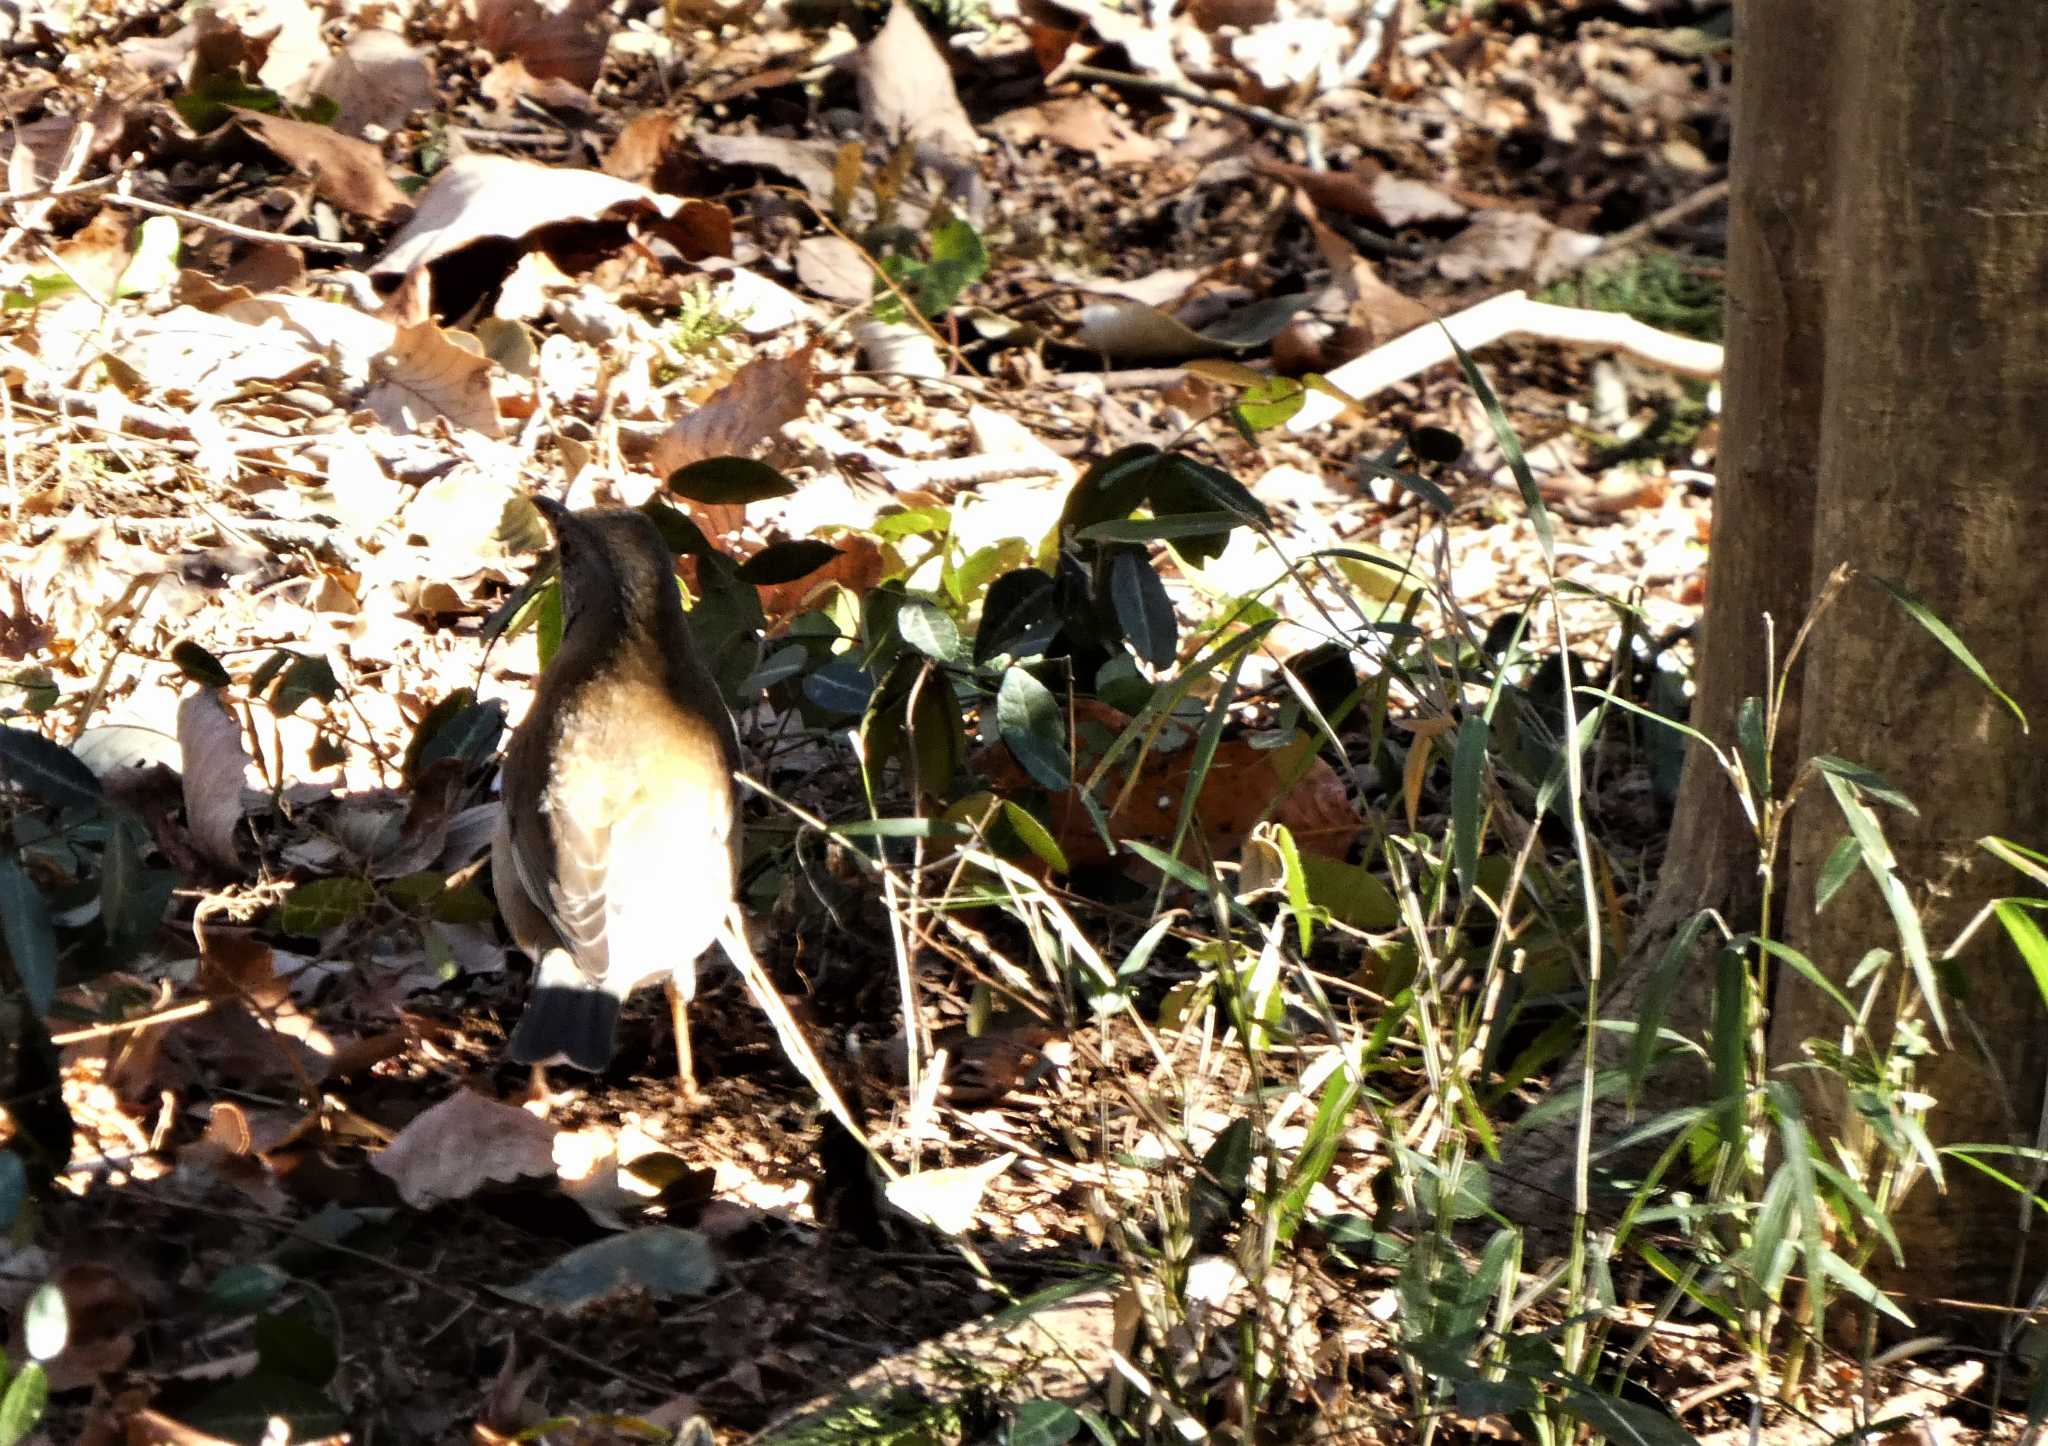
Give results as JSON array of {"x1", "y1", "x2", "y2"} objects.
[
  {"x1": 465, "y1": 0, "x2": 611, "y2": 90},
  {"x1": 1259, "y1": 159, "x2": 1466, "y2": 229},
  {"x1": 312, "y1": 27, "x2": 436, "y2": 139},
  {"x1": 987, "y1": 96, "x2": 1162, "y2": 166},
  {"x1": 175, "y1": 688, "x2": 251, "y2": 873},
  {"x1": 230, "y1": 110, "x2": 413, "y2": 224},
  {"x1": 693, "y1": 132, "x2": 843, "y2": 202},
  {"x1": 1437, "y1": 209, "x2": 1601, "y2": 286},
  {"x1": 649, "y1": 341, "x2": 816, "y2": 478},
  {"x1": 604, "y1": 112, "x2": 682, "y2": 187},
  {"x1": 365, "y1": 322, "x2": 505, "y2": 437},
  {"x1": 973, "y1": 698, "x2": 1363, "y2": 870},
  {"x1": 372, "y1": 1089, "x2": 558, "y2": 1208},
  {"x1": 858, "y1": 0, "x2": 979, "y2": 168},
  {"x1": 480, "y1": 55, "x2": 593, "y2": 113}
]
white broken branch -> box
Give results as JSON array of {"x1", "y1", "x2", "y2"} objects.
[{"x1": 1286, "y1": 289, "x2": 1723, "y2": 433}]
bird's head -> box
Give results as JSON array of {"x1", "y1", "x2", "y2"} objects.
[{"x1": 531, "y1": 498, "x2": 682, "y2": 644}]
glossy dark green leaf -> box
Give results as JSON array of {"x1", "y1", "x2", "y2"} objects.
[
  {"x1": 1107, "y1": 549, "x2": 1176, "y2": 669},
  {"x1": 898, "y1": 599, "x2": 964, "y2": 663},
  {"x1": 996, "y1": 667, "x2": 1070, "y2": 791},
  {"x1": 665, "y1": 456, "x2": 797, "y2": 505},
  {"x1": 1814, "y1": 833, "x2": 1862, "y2": 912},
  {"x1": 0, "y1": 859, "x2": 56, "y2": 1015},
  {"x1": 1001, "y1": 800, "x2": 1069, "y2": 874},
  {"x1": 974, "y1": 568, "x2": 1059, "y2": 665},
  {"x1": 802, "y1": 655, "x2": 875, "y2": 716},
  {"x1": 735, "y1": 539, "x2": 841, "y2": 585},
  {"x1": 1060, "y1": 445, "x2": 1161, "y2": 533},
  {"x1": 636, "y1": 497, "x2": 716, "y2": 557},
  {"x1": 908, "y1": 668, "x2": 967, "y2": 797},
  {"x1": 0, "y1": 727, "x2": 102, "y2": 811},
  {"x1": 1074, "y1": 513, "x2": 1239, "y2": 544},
  {"x1": 100, "y1": 817, "x2": 170, "y2": 965},
  {"x1": 411, "y1": 698, "x2": 505, "y2": 776},
  {"x1": 171, "y1": 640, "x2": 232, "y2": 688}
]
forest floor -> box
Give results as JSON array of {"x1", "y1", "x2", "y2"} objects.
[{"x1": 0, "y1": 0, "x2": 2010, "y2": 1441}]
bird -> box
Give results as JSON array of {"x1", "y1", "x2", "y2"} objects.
[{"x1": 492, "y1": 497, "x2": 742, "y2": 1099}]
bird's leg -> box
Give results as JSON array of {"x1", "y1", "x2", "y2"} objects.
[{"x1": 668, "y1": 974, "x2": 699, "y2": 1102}]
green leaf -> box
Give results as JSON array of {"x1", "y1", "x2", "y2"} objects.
[
  {"x1": 0, "y1": 727, "x2": 103, "y2": 811},
  {"x1": 635, "y1": 497, "x2": 715, "y2": 557},
  {"x1": 0, "y1": 1362, "x2": 46, "y2": 1446},
  {"x1": 1296, "y1": 854, "x2": 1399, "y2": 929},
  {"x1": 665, "y1": 457, "x2": 797, "y2": 505},
  {"x1": 974, "y1": 568, "x2": 1059, "y2": 665},
  {"x1": 1996, "y1": 901, "x2": 2048, "y2": 1014},
  {"x1": 1354, "y1": 456, "x2": 1451, "y2": 515},
  {"x1": 1809, "y1": 754, "x2": 1917, "y2": 814},
  {"x1": 0, "y1": 1153, "x2": 23, "y2": 1232},
  {"x1": 734, "y1": 539, "x2": 841, "y2": 585},
  {"x1": 1073, "y1": 513, "x2": 1241, "y2": 544},
  {"x1": 203, "y1": 1262, "x2": 289, "y2": 1316},
  {"x1": 175, "y1": 74, "x2": 288, "y2": 131},
  {"x1": 501, "y1": 1226, "x2": 717, "y2": 1310},
  {"x1": 1234, "y1": 376, "x2": 1306, "y2": 432},
  {"x1": 898, "y1": 600, "x2": 963, "y2": 663},
  {"x1": 1869, "y1": 575, "x2": 2026, "y2": 732},
  {"x1": 1825, "y1": 769, "x2": 1943, "y2": 1038},
  {"x1": 1107, "y1": 549, "x2": 1176, "y2": 669},
  {"x1": 1558, "y1": 1388, "x2": 1696, "y2": 1446},
  {"x1": 0, "y1": 860, "x2": 57, "y2": 1015},
  {"x1": 411, "y1": 698, "x2": 505, "y2": 776},
  {"x1": 171, "y1": 640, "x2": 232, "y2": 688},
  {"x1": 269, "y1": 653, "x2": 340, "y2": 717},
  {"x1": 1451, "y1": 713, "x2": 1487, "y2": 894},
  {"x1": 1814, "y1": 833, "x2": 1862, "y2": 912},
  {"x1": 270, "y1": 877, "x2": 376, "y2": 935},
  {"x1": 100, "y1": 817, "x2": 170, "y2": 965},
  {"x1": 1446, "y1": 330, "x2": 1553, "y2": 568},
  {"x1": 802, "y1": 655, "x2": 875, "y2": 716},
  {"x1": 1000, "y1": 800, "x2": 1068, "y2": 873},
  {"x1": 996, "y1": 667, "x2": 1071, "y2": 792},
  {"x1": 1007, "y1": 1399, "x2": 1080, "y2": 1446}
]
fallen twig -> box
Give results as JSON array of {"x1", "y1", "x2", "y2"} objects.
[
  {"x1": 1287, "y1": 289, "x2": 1723, "y2": 432},
  {"x1": 102, "y1": 189, "x2": 368, "y2": 254}
]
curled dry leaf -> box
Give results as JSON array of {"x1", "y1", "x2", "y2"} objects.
[
  {"x1": 649, "y1": 340, "x2": 816, "y2": 477},
  {"x1": 175, "y1": 687, "x2": 252, "y2": 873},
  {"x1": 884, "y1": 1153, "x2": 1017, "y2": 1237},
  {"x1": 974, "y1": 698, "x2": 1364, "y2": 871},
  {"x1": 371, "y1": 1089, "x2": 558, "y2": 1208}
]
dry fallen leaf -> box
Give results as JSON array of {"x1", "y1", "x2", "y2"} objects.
[
  {"x1": 465, "y1": 0, "x2": 612, "y2": 91},
  {"x1": 858, "y1": 0, "x2": 979, "y2": 169},
  {"x1": 372, "y1": 1089, "x2": 558, "y2": 1208},
  {"x1": 987, "y1": 96, "x2": 1162, "y2": 167},
  {"x1": 230, "y1": 110, "x2": 413, "y2": 224},
  {"x1": 649, "y1": 341, "x2": 816, "y2": 477},
  {"x1": 312, "y1": 27, "x2": 437, "y2": 139},
  {"x1": 175, "y1": 687, "x2": 252, "y2": 873},
  {"x1": 974, "y1": 698, "x2": 1365, "y2": 870},
  {"x1": 365, "y1": 321, "x2": 505, "y2": 438}
]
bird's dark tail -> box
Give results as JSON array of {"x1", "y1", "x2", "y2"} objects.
[{"x1": 508, "y1": 985, "x2": 620, "y2": 1073}]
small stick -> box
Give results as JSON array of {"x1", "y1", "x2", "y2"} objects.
[
  {"x1": 50, "y1": 998, "x2": 214, "y2": 1046},
  {"x1": 1056, "y1": 63, "x2": 1313, "y2": 143},
  {"x1": 101, "y1": 190, "x2": 368, "y2": 254}
]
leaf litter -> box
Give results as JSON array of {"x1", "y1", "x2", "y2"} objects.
[{"x1": 0, "y1": 0, "x2": 1943, "y2": 1441}]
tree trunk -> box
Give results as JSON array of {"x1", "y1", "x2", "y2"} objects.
[
  {"x1": 1771, "y1": 4, "x2": 2048, "y2": 1312},
  {"x1": 1496, "y1": 0, "x2": 1838, "y2": 1223}
]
